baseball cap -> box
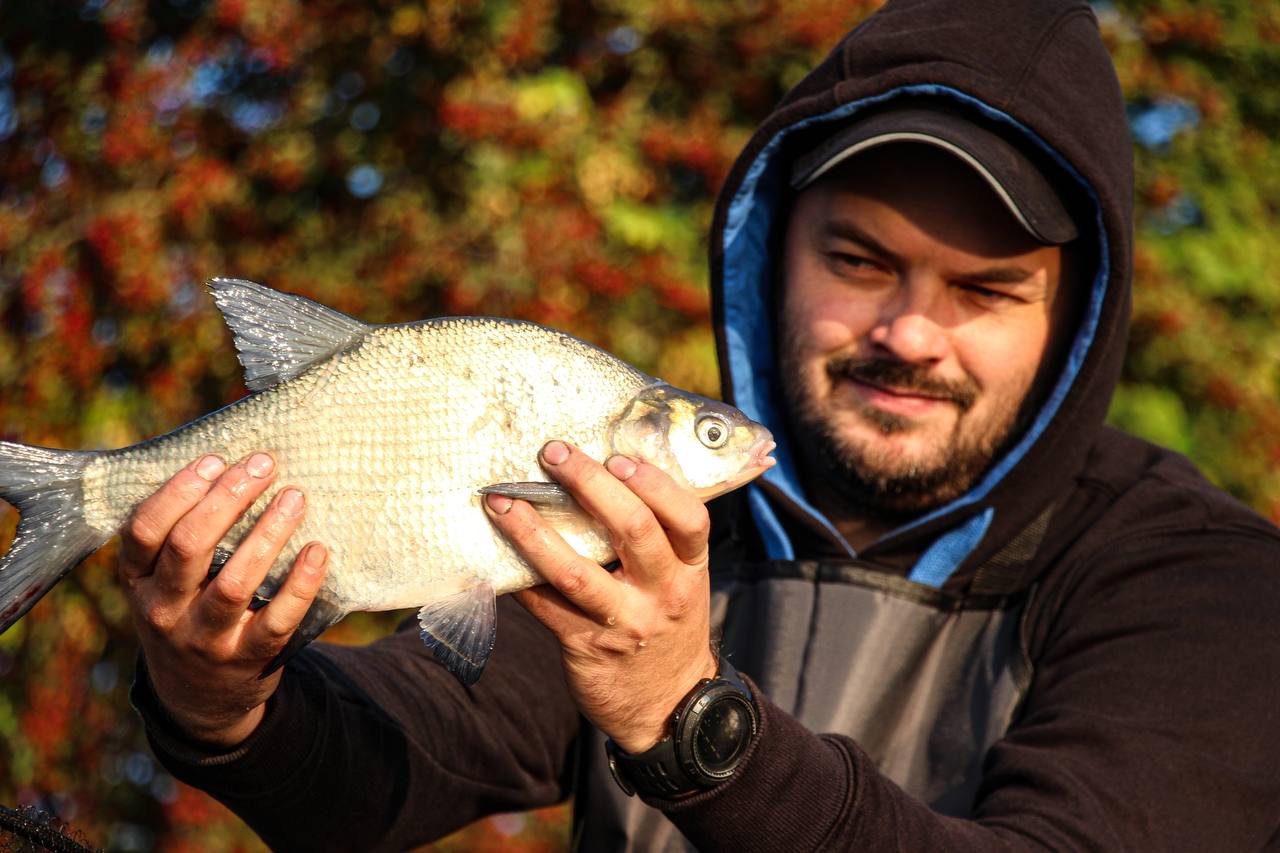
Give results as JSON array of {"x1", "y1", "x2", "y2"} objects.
[{"x1": 789, "y1": 106, "x2": 1078, "y2": 245}]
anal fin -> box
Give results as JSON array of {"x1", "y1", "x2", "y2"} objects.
[
  {"x1": 417, "y1": 581, "x2": 496, "y2": 686},
  {"x1": 259, "y1": 595, "x2": 347, "y2": 679}
]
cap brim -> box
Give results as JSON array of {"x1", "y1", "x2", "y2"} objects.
[{"x1": 790, "y1": 108, "x2": 1078, "y2": 245}]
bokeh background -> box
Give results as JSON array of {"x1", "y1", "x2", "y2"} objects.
[{"x1": 0, "y1": 0, "x2": 1277, "y2": 849}]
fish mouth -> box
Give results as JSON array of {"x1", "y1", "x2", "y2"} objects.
[
  {"x1": 692, "y1": 435, "x2": 777, "y2": 500},
  {"x1": 748, "y1": 437, "x2": 777, "y2": 472}
]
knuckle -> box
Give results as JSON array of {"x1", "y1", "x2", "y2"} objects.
[
  {"x1": 622, "y1": 506, "x2": 658, "y2": 544},
  {"x1": 140, "y1": 602, "x2": 176, "y2": 634},
  {"x1": 210, "y1": 575, "x2": 251, "y2": 609},
  {"x1": 687, "y1": 508, "x2": 711, "y2": 542},
  {"x1": 163, "y1": 523, "x2": 206, "y2": 562},
  {"x1": 125, "y1": 514, "x2": 164, "y2": 549},
  {"x1": 557, "y1": 562, "x2": 589, "y2": 597},
  {"x1": 665, "y1": 584, "x2": 697, "y2": 618},
  {"x1": 213, "y1": 472, "x2": 251, "y2": 502}
]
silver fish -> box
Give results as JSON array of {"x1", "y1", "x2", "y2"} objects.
[{"x1": 0, "y1": 279, "x2": 775, "y2": 683}]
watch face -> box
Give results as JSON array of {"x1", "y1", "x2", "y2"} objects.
[{"x1": 693, "y1": 696, "x2": 753, "y2": 775}]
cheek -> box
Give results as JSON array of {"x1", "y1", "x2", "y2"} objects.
[
  {"x1": 782, "y1": 285, "x2": 868, "y2": 355},
  {"x1": 956, "y1": 315, "x2": 1052, "y2": 395}
]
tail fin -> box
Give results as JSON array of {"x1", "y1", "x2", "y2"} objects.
[{"x1": 0, "y1": 442, "x2": 108, "y2": 632}]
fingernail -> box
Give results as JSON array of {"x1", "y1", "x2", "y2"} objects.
[
  {"x1": 277, "y1": 488, "x2": 304, "y2": 517},
  {"x1": 485, "y1": 493, "x2": 513, "y2": 515},
  {"x1": 247, "y1": 453, "x2": 274, "y2": 478},
  {"x1": 607, "y1": 455, "x2": 637, "y2": 481},
  {"x1": 542, "y1": 441, "x2": 569, "y2": 465},
  {"x1": 196, "y1": 455, "x2": 226, "y2": 481},
  {"x1": 304, "y1": 543, "x2": 327, "y2": 569}
]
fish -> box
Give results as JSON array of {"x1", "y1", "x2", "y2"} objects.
[{"x1": 0, "y1": 278, "x2": 776, "y2": 684}]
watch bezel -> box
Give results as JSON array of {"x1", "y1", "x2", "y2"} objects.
[
  {"x1": 674, "y1": 681, "x2": 759, "y2": 785},
  {"x1": 605, "y1": 660, "x2": 758, "y2": 798}
]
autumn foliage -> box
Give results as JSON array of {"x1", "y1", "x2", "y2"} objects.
[{"x1": 0, "y1": 0, "x2": 1277, "y2": 849}]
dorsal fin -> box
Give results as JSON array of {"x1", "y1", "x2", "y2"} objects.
[{"x1": 206, "y1": 278, "x2": 371, "y2": 391}]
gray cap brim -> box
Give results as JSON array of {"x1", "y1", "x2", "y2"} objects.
[{"x1": 790, "y1": 107, "x2": 1078, "y2": 245}]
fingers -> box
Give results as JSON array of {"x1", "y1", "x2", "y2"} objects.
[
  {"x1": 486, "y1": 493, "x2": 621, "y2": 625},
  {"x1": 120, "y1": 454, "x2": 227, "y2": 580},
  {"x1": 541, "y1": 441, "x2": 707, "y2": 574},
  {"x1": 151, "y1": 453, "x2": 277, "y2": 601},
  {"x1": 196, "y1": 487, "x2": 308, "y2": 630},
  {"x1": 247, "y1": 542, "x2": 328, "y2": 653},
  {"x1": 604, "y1": 455, "x2": 710, "y2": 565}
]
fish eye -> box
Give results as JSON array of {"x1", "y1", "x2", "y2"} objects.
[{"x1": 696, "y1": 414, "x2": 730, "y2": 449}]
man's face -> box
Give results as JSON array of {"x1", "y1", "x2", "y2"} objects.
[{"x1": 779, "y1": 143, "x2": 1072, "y2": 517}]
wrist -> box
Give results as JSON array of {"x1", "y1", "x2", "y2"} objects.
[
  {"x1": 607, "y1": 658, "x2": 759, "y2": 799},
  {"x1": 615, "y1": 652, "x2": 719, "y2": 754}
]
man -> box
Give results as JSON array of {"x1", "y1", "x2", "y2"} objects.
[{"x1": 122, "y1": 0, "x2": 1280, "y2": 849}]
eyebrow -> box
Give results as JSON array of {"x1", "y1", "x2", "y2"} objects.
[{"x1": 820, "y1": 220, "x2": 1039, "y2": 286}]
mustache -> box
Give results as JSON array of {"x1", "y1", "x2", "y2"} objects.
[{"x1": 827, "y1": 356, "x2": 978, "y2": 411}]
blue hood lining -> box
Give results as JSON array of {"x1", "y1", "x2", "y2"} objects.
[{"x1": 726, "y1": 84, "x2": 1110, "y2": 585}]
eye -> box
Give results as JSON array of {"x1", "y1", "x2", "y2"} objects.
[{"x1": 696, "y1": 415, "x2": 730, "y2": 449}]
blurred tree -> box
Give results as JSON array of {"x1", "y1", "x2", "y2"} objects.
[{"x1": 0, "y1": 0, "x2": 1275, "y2": 849}]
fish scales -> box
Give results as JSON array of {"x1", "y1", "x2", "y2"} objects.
[
  {"x1": 82, "y1": 318, "x2": 649, "y2": 610},
  {"x1": 0, "y1": 278, "x2": 775, "y2": 683}
]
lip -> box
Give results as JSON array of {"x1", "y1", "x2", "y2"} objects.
[
  {"x1": 846, "y1": 378, "x2": 953, "y2": 416},
  {"x1": 748, "y1": 438, "x2": 777, "y2": 471}
]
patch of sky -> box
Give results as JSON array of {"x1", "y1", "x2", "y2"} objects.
[
  {"x1": 92, "y1": 317, "x2": 119, "y2": 347},
  {"x1": 346, "y1": 163, "x2": 383, "y2": 198},
  {"x1": 81, "y1": 103, "x2": 107, "y2": 135},
  {"x1": 80, "y1": 0, "x2": 107, "y2": 21},
  {"x1": 41, "y1": 156, "x2": 68, "y2": 189},
  {"x1": 385, "y1": 47, "x2": 414, "y2": 77},
  {"x1": 226, "y1": 97, "x2": 284, "y2": 133},
  {"x1": 1147, "y1": 193, "x2": 1202, "y2": 234},
  {"x1": 150, "y1": 773, "x2": 178, "y2": 805},
  {"x1": 168, "y1": 279, "x2": 199, "y2": 317},
  {"x1": 124, "y1": 752, "x2": 155, "y2": 787},
  {"x1": 188, "y1": 60, "x2": 230, "y2": 106},
  {"x1": 109, "y1": 823, "x2": 155, "y2": 853},
  {"x1": 1129, "y1": 98, "x2": 1199, "y2": 149},
  {"x1": 351, "y1": 101, "x2": 380, "y2": 132},
  {"x1": 0, "y1": 88, "x2": 16, "y2": 141},
  {"x1": 146, "y1": 37, "x2": 175, "y2": 68},
  {"x1": 335, "y1": 71, "x2": 365, "y2": 101},
  {"x1": 606, "y1": 25, "x2": 642, "y2": 54},
  {"x1": 90, "y1": 660, "x2": 119, "y2": 693}
]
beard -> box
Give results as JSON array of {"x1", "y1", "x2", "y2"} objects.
[{"x1": 780, "y1": 348, "x2": 1030, "y2": 523}]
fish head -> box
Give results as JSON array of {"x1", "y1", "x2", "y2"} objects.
[{"x1": 609, "y1": 383, "x2": 776, "y2": 500}]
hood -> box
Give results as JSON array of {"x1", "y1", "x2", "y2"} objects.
[{"x1": 709, "y1": 0, "x2": 1134, "y2": 593}]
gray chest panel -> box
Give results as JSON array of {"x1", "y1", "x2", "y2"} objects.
[{"x1": 573, "y1": 563, "x2": 1033, "y2": 852}]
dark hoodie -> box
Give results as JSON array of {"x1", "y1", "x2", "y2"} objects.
[{"x1": 131, "y1": 1, "x2": 1280, "y2": 850}]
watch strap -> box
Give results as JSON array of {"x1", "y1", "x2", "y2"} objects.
[{"x1": 606, "y1": 659, "x2": 756, "y2": 799}]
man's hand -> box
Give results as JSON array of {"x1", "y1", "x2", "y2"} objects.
[
  {"x1": 486, "y1": 440, "x2": 718, "y2": 754},
  {"x1": 118, "y1": 452, "x2": 328, "y2": 748}
]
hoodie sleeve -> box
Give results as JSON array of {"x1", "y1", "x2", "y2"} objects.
[
  {"x1": 130, "y1": 596, "x2": 579, "y2": 853},
  {"x1": 657, "y1": 527, "x2": 1280, "y2": 851}
]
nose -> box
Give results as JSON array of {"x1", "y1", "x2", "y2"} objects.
[{"x1": 867, "y1": 284, "x2": 951, "y2": 364}]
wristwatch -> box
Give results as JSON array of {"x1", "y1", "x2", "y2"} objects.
[{"x1": 606, "y1": 658, "x2": 759, "y2": 798}]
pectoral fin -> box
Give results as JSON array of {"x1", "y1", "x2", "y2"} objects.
[
  {"x1": 417, "y1": 581, "x2": 497, "y2": 686},
  {"x1": 480, "y1": 481, "x2": 580, "y2": 524}
]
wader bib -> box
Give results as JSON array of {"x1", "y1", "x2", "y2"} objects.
[{"x1": 572, "y1": 513, "x2": 1049, "y2": 852}]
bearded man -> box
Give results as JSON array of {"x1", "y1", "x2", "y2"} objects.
[{"x1": 122, "y1": 0, "x2": 1280, "y2": 850}]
